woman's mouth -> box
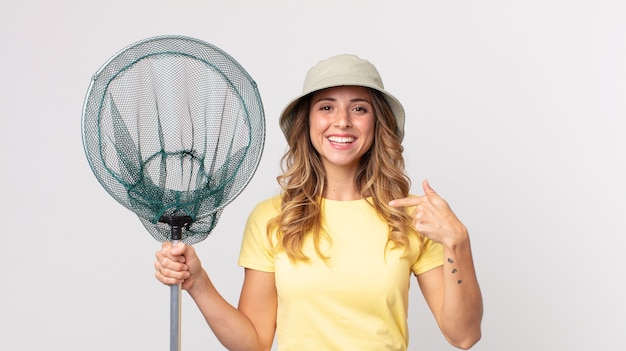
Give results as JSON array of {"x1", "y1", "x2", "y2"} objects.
[{"x1": 327, "y1": 136, "x2": 355, "y2": 144}]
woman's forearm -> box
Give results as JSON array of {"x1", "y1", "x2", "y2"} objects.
[
  {"x1": 186, "y1": 271, "x2": 266, "y2": 351},
  {"x1": 440, "y1": 235, "x2": 483, "y2": 349}
]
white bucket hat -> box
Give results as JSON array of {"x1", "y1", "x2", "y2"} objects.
[{"x1": 279, "y1": 54, "x2": 406, "y2": 141}]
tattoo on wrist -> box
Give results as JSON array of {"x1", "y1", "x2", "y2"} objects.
[{"x1": 447, "y1": 258, "x2": 462, "y2": 284}]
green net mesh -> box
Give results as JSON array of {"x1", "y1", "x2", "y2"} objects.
[{"x1": 81, "y1": 35, "x2": 265, "y2": 244}]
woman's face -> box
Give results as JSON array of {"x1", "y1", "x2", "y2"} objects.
[{"x1": 308, "y1": 85, "x2": 375, "y2": 171}]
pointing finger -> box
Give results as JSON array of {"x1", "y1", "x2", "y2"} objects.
[{"x1": 389, "y1": 196, "x2": 421, "y2": 208}]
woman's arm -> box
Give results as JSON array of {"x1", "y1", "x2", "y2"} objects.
[
  {"x1": 390, "y1": 180, "x2": 483, "y2": 349},
  {"x1": 417, "y1": 239, "x2": 482, "y2": 349},
  {"x1": 156, "y1": 243, "x2": 277, "y2": 351}
]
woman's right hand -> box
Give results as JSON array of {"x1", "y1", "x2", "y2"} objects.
[
  {"x1": 156, "y1": 242, "x2": 276, "y2": 350},
  {"x1": 155, "y1": 242, "x2": 204, "y2": 291}
]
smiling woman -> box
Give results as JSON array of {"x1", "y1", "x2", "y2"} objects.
[{"x1": 155, "y1": 54, "x2": 483, "y2": 350}]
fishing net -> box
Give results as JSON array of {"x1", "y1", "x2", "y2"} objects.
[
  {"x1": 81, "y1": 35, "x2": 265, "y2": 350},
  {"x1": 81, "y1": 35, "x2": 265, "y2": 245}
]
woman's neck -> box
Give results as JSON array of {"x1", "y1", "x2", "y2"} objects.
[{"x1": 322, "y1": 165, "x2": 362, "y2": 201}]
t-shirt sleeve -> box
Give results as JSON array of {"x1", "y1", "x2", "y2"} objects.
[
  {"x1": 237, "y1": 198, "x2": 279, "y2": 272},
  {"x1": 412, "y1": 237, "x2": 444, "y2": 275}
]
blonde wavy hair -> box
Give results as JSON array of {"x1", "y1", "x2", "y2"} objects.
[{"x1": 268, "y1": 88, "x2": 421, "y2": 261}]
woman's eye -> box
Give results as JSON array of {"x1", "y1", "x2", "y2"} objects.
[{"x1": 354, "y1": 106, "x2": 368, "y2": 113}]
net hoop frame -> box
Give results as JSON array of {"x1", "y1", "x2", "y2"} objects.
[{"x1": 81, "y1": 34, "x2": 266, "y2": 226}]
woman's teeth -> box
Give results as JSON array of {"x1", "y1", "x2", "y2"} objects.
[{"x1": 328, "y1": 136, "x2": 354, "y2": 144}]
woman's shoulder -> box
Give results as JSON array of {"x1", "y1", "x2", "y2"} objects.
[{"x1": 249, "y1": 194, "x2": 282, "y2": 218}]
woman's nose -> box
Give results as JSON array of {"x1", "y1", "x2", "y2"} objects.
[{"x1": 335, "y1": 109, "x2": 352, "y2": 128}]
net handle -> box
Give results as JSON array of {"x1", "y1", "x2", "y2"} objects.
[
  {"x1": 159, "y1": 215, "x2": 193, "y2": 351},
  {"x1": 170, "y1": 255, "x2": 182, "y2": 351}
]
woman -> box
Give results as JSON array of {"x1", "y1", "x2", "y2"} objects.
[{"x1": 155, "y1": 54, "x2": 483, "y2": 350}]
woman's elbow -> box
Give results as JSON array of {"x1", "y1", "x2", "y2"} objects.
[{"x1": 448, "y1": 328, "x2": 481, "y2": 350}]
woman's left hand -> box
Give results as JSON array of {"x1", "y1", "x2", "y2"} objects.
[{"x1": 389, "y1": 179, "x2": 468, "y2": 247}]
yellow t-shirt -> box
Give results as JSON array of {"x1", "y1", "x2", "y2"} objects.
[{"x1": 238, "y1": 196, "x2": 444, "y2": 351}]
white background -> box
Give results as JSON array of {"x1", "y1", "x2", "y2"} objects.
[{"x1": 1, "y1": 1, "x2": 624, "y2": 350}]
